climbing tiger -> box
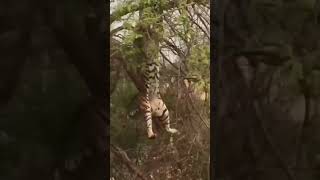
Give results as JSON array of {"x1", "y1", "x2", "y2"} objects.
[{"x1": 138, "y1": 62, "x2": 178, "y2": 139}]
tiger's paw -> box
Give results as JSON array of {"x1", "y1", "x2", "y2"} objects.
[
  {"x1": 148, "y1": 133, "x2": 157, "y2": 139},
  {"x1": 168, "y1": 128, "x2": 179, "y2": 134}
]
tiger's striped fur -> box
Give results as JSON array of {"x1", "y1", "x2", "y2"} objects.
[{"x1": 139, "y1": 62, "x2": 178, "y2": 139}]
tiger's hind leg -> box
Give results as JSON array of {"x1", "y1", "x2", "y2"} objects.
[
  {"x1": 139, "y1": 95, "x2": 156, "y2": 139},
  {"x1": 156, "y1": 102, "x2": 178, "y2": 135}
]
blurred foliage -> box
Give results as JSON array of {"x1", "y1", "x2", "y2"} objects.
[
  {"x1": 0, "y1": 0, "x2": 105, "y2": 179},
  {"x1": 216, "y1": 0, "x2": 320, "y2": 179},
  {"x1": 0, "y1": 54, "x2": 88, "y2": 179}
]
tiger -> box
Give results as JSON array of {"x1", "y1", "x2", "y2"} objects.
[{"x1": 138, "y1": 61, "x2": 178, "y2": 139}]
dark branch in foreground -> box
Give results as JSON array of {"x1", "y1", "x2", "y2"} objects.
[{"x1": 111, "y1": 144, "x2": 148, "y2": 180}]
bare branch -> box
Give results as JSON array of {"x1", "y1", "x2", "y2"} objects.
[
  {"x1": 111, "y1": 144, "x2": 148, "y2": 180},
  {"x1": 111, "y1": 38, "x2": 146, "y2": 93},
  {"x1": 160, "y1": 50, "x2": 187, "y2": 76},
  {"x1": 192, "y1": 4, "x2": 210, "y2": 33},
  {"x1": 111, "y1": 26, "x2": 125, "y2": 35},
  {"x1": 163, "y1": 15, "x2": 189, "y2": 45},
  {"x1": 162, "y1": 38, "x2": 186, "y2": 59},
  {"x1": 186, "y1": 6, "x2": 209, "y2": 39},
  {"x1": 187, "y1": 92, "x2": 209, "y2": 129}
]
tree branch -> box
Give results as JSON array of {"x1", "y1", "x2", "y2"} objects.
[
  {"x1": 160, "y1": 50, "x2": 187, "y2": 76},
  {"x1": 110, "y1": 0, "x2": 208, "y2": 24},
  {"x1": 187, "y1": 92, "x2": 210, "y2": 129},
  {"x1": 162, "y1": 38, "x2": 186, "y2": 59},
  {"x1": 163, "y1": 15, "x2": 190, "y2": 46},
  {"x1": 253, "y1": 100, "x2": 296, "y2": 180},
  {"x1": 111, "y1": 144, "x2": 148, "y2": 180},
  {"x1": 191, "y1": 4, "x2": 210, "y2": 37},
  {"x1": 111, "y1": 38, "x2": 146, "y2": 93},
  {"x1": 110, "y1": 26, "x2": 125, "y2": 35}
]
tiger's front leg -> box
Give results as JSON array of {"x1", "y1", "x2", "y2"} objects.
[{"x1": 139, "y1": 95, "x2": 156, "y2": 139}]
